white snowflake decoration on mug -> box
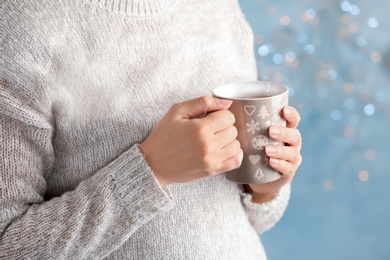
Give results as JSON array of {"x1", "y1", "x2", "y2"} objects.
[{"x1": 252, "y1": 134, "x2": 269, "y2": 150}]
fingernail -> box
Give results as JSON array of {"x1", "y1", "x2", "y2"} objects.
[
  {"x1": 270, "y1": 127, "x2": 281, "y2": 136},
  {"x1": 270, "y1": 158, "x2": 280, "y2": 166},
  {"x1": 266, "y1": 146, "x2": 276, "y2": 155},
  {"x1": 218, "y1": 99, "x2": 232, "y2": 106},
  {"x1": 284, "y1": 107, "x2": 291, "y2": 116}
]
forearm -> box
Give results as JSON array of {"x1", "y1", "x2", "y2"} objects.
[{"x1": 1, "y1": 127, "x2": 173, "y2": 259}]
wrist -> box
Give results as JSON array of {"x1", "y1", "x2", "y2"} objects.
[
  {"x1": 244, "y1": 185, "x2": 279, "y2": 203},
  {"x1": 139, "y1": 143, "x2": 170, "y2": 188}
]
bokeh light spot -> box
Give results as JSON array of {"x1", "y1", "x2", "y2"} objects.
[
  {"x1": 272, "y1": 53, "x2": 284, "y2": 64},
  {"x1": 273, "y1": 71, "x2": 284, "y2": 82},
  {"x1": 338, "y1": 28, "x2": 348, "y2": 37},
  {"x1": 340, "y1": 14, "x2": 350, "y2": 25},
  {"x1": 254, "y1": 35, "x2": 264, "y2": 45},
  {"x1": 318, "y1": 70, "x2": 328, "y2": 80},
  {"x1": 350, "y1": 5, "x2": 360, "y2": 15},
  {"x1": 348, "y1": 22, "x2": 359, "y2": 33},
  {"x1": 344, "y1": 126, "x2": 355, "y2": 138},
  {"x1": 323, "y1": 180, "x2": 334, "y2": 191},
  {"x1": 280, "y1": 15, "x2": 291, "y2": 26},
  {"x1": 356, "y1": 36, "x2": 367, "y2": 47},
  {"x1": 343, "y1": 83, "x2": 355, "y2": 93},
  {"x1": 364, "y1": 149, "x2": 376, "y2": 160},
  {"x1": 297, "y1": 33, "x2": 308, "y2": 44},
  {"x1": 367, "y1": 17, "x2": 379, "y2": 28},
  {"x1": 258, "y1": 45, "x2": 271, "y2": 56},
  {"x1": 304, "y1": 44, "x2": 315, "y2": 54},
  {"x1": 284, "y1": 51, "x2": 296, "y2": 62},
  {"x1": 375, "y1": 92, "x2": 385, "y2": 102},
  {"x1": 304, "y1": 8, "x2": 316, "y2": 20},
  {"x1": 329, "y1": 69, "x2": 338, "y2": 80},
  {"x1": 340, "y1": 1, "x2": 352, "y2": 12},
  {"x1": 371, "y1": 51, "x2": 381, "y2": 62},
  {"x1": 358, "y1": 170, "x2": 369, "y2": 182},
  {"x1": 266, "y1": 5, "x2": 277, "y2": 15},
  {"x1": 348, "y1": 114, "x2": 359, "y2": 125},
  {"x1": 364, "y1": 103, "x2": 375, "y2": 116}
]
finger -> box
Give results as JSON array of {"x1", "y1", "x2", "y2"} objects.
[
  {"x1": 283, "y1": 106, "x2": 301, "y2": 129},
  {"x1": 214, "y1": 125, "x2": 238, "y2": 148},
  {"x1": 219, "y1": 146, "x2": 243, "y2": 173},
  {"x1": 265, "y1": 145, "x2": 302, "y2": 165},
  {"x1": 172, "y1": 96, "x2": 232, "y2": 119},
  {"x1": 269, "y1": 126, "x2": 302, "y2": 149},
  {"x1": 203, "y1": 109, "x2": 235, "y2": 133},
  {"x1": 220, "y1": 139, "x2": 241, "y2": 159},
  {"x1": 268, "y1": 158, "x2": 296, "y2": 179}
]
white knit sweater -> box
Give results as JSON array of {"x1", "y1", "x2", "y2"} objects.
[{"x1": 0, "y1": 0, "x2": 290, "y2": 259}]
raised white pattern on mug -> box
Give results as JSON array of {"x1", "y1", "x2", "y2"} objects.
[
  {"x1": 252, "y1": 135, "x2": 269, "y2": 150},
  {"x1": 246, "y1": 119, "x2": 260, "y2": 134},
  {"x1": 257, "y1": 105, "x2": 270, "y2": 119},
  {"x1": 273, "y1": 105, "x2": 283, "y2": 120},
  {"x1": 254, "y1": 168, "x2": 264, "y2": 179},
  {"x1": 249, "y1": 155, "x2": 261, "y2": 165},
  {"x1": 244, "y1": 105, "x2": 256, "y2": 116}
]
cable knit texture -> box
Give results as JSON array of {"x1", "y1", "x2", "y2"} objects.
[{"x1": 0, "y1": 0, "x2": 290, "y2": 259}]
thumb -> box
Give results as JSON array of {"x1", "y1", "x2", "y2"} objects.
[{"x1": 175, "y1": 96, "x2": 232, "y2": 119}]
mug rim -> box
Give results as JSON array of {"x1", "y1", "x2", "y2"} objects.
[{"x1": 212, "y1": 81, "x2": 289, "y2": 101}]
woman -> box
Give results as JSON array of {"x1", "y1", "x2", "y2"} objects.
[{"x1": 0, "y1": 0, "x2": 302, "y2": 259}]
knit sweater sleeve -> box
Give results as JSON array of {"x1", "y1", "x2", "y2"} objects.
[
  {"x1": 240, "y1": 184, "x2": 291, "y2": 234},
  {"x1": 0, "y1": 90, "x2": 173, "y2": 258}
]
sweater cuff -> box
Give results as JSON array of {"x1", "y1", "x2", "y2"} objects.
[
  {"x1": 240, "y1": 184, "x2": 291, "y2": 234},
  {"x1": 109, "y1": 144, "x2": 174, "y2": 223}
]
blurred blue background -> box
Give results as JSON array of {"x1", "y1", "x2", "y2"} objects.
[{"x1": 239, "y1": 0, "x2": 390, "y2": 259}]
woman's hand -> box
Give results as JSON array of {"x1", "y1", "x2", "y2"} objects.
[
  {"x1": 246, "y1": 106, "x2": 302, "y2": 203},
  {"x1": 140, "y1": 97, "x2": 243, "y2": 187}
]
